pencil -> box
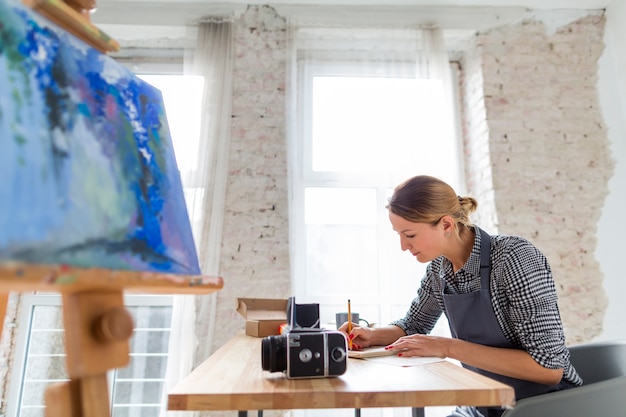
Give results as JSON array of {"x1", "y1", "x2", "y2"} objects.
[{"x1": 347, "y1": 299, "x2": 352, "y2": 349}]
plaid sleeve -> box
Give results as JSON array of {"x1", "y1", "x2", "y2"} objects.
[
  {"x1": 391, "y1": 262, "x2": 444, "y2": 335},
  {"x1": 494, "y1": 237, "x2": 570, "y2": 370}
]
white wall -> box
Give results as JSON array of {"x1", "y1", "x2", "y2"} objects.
[{"x1": 596, "y1": 0, "x2": 626, "y2": 342}]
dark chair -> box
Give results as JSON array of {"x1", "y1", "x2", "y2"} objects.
[{"x1": 501, "y1": 340, "x2": 626, "y2": 417}]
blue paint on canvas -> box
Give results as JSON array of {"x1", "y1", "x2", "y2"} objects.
[{"x1": 0, "y1": 0, "x2": 201, "y2": 275}]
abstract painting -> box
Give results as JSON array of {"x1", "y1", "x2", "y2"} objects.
[{"x1": 0, "y1": 0, "x2": 201, "y2": 275}]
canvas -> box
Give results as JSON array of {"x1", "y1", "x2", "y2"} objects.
[{"x1": 0, "y1": 0, "x2": 201, "y2": 275}]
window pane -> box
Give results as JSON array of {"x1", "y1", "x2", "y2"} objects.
[
  {"x1": 112, "y1": 403, "x2": 162, "y2": 417},
  {"x1": 31, "y1": 306, "x2": 63, "y2": 330},
  {"x1": 304, "y1": 188, "x2": 378, "y2": 298},
  {"x1": 18, "y1": 408, "x2": 46, "y2": 417},
  {"x1": 112, "y1": 379, "x2": 163, "y2": 404},
  {"x1": 128, "y1": 330, "x2": 170, "y2": 354},
  {"x1": 306, "y1": 224, "x2": 378, "y2": 297},
  {"x1": 312, "y1": 76, "x2": 452, "y2": 179},
  {"x1": 137, "y1": 74, "x2": 204, "y2": 171},
  {"x1": 20, "y1": 381, "x2": 58, "y2": 407},
  {"x1": 127, "y1": 305, "x2": 172, "y2": 330},
  {"x1": 305, "y1": 187, "x2": 377, "y2": 225},
  {"x1": 28, "y1": 330, "x2": 64, "y2": 355},
  {"x1": 116, "y1": 354, "x2": 169, "y2": 379},
  {"x1": 22, "y1": 355, "x2": 66, "y2": 381}
]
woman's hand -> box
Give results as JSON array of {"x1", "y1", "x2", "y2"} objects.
[
  {"x1": 386, "y1": 335, "x2": 564, "y2": 385},
  {"x1": 337, "y1": 322, "x2": 372, "y2": 350},
  {"x1": 337, "y1": 323, "x2": 406, "y2": 350},
  {"x1": 384, "y1": 333, "x2": 449, "y2": 358}
]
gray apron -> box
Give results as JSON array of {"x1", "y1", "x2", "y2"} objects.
[{"x1": 442, "y1": 228, "x2": 558, "y2": 415}]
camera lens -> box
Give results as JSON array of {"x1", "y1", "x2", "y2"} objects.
[
  {"x1": 261, "y1": 335, "x2": 287, "y2": 372},
  {"x1": 330, "y1": 346, "x2": 347, "y2": 362}
]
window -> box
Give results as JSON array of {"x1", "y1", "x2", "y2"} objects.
[
  {"x1": 6, "y1": 73, "x2": 204, "y2": 417},
  {"x1": 6, "y1": 294, "x2": 173, "y2": 417},
  {"x1": 291, "y1": 29, "x2": 463, "y2": 332}
]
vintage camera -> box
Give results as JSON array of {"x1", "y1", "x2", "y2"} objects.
[{"x1": 261, "y1": 298, "x2": 348, "y2": 379}]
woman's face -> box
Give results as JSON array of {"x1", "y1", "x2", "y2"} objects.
[{"x1": 389, "y1": 212, "x2": 444, "y2": 263}]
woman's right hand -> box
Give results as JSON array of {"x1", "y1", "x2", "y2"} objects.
[
  {"x1": 337, "y1": 323, "x2": 405, "y2": 350},
  {"x1": 337, "y1": 321, "x2": 373, "y2": 350}
]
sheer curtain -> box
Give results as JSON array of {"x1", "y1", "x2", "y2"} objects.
[{"x1": 160, "y1": 18, "x2": 233, "y2": 417}]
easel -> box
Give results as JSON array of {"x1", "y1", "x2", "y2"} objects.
[
  {"x1": 2, "y1": 2, "x2": 220, "y2": 415},
  {"x1": 0, "y1": 263, "x2": 223, "y2": 417}
]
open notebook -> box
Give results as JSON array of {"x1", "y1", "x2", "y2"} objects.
[{"x1": 348, "y1": 346, "x2": 402, "y2": 359}]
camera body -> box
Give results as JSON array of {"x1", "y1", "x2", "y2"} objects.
[
  {"x1": 261, "y1": 297, "x2": 348, "y2": 379},
  {"x1": 262, "y1": 329, "x2": 347, "y2": 378}
]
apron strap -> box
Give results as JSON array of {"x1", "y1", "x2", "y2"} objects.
[{"x1": 478, "y1": 227, "x2": 491, "y2": 288}]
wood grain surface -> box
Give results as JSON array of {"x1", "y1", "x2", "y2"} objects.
[{"x1": 168, "y1": 335, "x2": 515, "y2": 411}]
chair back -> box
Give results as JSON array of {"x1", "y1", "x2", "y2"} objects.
[
  {"x1": 569, "y1": 340, "x2": 626, "y2": 384},
  {"x1": 501, "y1": 340, "x2": 626, "y2": 417}
]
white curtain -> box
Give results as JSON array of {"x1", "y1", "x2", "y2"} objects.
[
  {"x1": 291, "y1": 26, "x2": 452, "y2": 78},
  {"x1": 159, "y1": 18, "x2": 233, "y2": 417}
]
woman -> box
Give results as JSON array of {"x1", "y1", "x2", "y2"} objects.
[{"x1": 339, "y1": 175, "x2": 581, "y2": 417}]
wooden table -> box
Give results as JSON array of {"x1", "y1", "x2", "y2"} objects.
[{"x1": 168, "y1": 334, "x2": 515, "y2": 416}]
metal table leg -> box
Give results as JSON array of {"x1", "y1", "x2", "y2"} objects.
[{"x1": 412, "y1": 407, "x2": 425, "y2": 417}]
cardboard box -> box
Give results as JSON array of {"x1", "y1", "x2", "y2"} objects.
[{"x1": 236, "y1": 298, "x2": 288, "y2": 337}]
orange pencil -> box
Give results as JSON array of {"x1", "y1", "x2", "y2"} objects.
[{"x1": 347, "y1": 299, "x2": 353, "y2": 349}]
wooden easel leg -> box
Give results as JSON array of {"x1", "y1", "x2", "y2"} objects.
[
  {"x1": 45, "y1": 375, "x2": 110, "y2": 417},
  {"x1": 77, "y1": 374, "x2": 112, "y2": 417},
  {"x1": 44, "y1": 290, "x2": 133, "y2": 417},
  {"x1": 45, "y1": 381, "x2": 80, "y2": 417}
]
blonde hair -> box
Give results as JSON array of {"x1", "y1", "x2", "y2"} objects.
[{"x1": 387, "y1": 175, "x2": 477, "y2": 237}]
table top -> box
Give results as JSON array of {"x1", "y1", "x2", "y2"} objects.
[{"x1": 168, "y1": 334, "x2": 515, "y2": 411}]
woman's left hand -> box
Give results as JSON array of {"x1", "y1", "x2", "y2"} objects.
[{"x1": 385, "y1": 334, "x2": 450, "y2": 358}]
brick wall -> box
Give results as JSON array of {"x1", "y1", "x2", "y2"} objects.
[
  {"x1": 209, "y1": 5, "x2": 292, "y2": 354},
  {"x1": 461, "y1": 14, "x2": 613, "y2": 343}
]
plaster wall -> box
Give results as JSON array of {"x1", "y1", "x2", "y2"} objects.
[{"x1": 595, "y1": 0, "x2": 626, "y2": 342}]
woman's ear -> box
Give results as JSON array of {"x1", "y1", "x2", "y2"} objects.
[{"x1": 439, "y1": 215, "x2": 455, "y2": 235}]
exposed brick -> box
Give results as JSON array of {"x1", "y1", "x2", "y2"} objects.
[{"x1": 461, "y1": 14, "x2": 612, "y2": 343}]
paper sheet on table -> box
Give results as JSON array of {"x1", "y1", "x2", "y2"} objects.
[
  {"x1": 348, "y1": 346, "x2": 398, "y2": 359},
  {"x1": 348, "y1": 347, "x2": 444, "y2": 367},
  {"x1": 364, "y1": 354, "x2": 443, "y2": 367},
  {"x1": 348, "y1": 347, "x2": 443, "y2": 367}
]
